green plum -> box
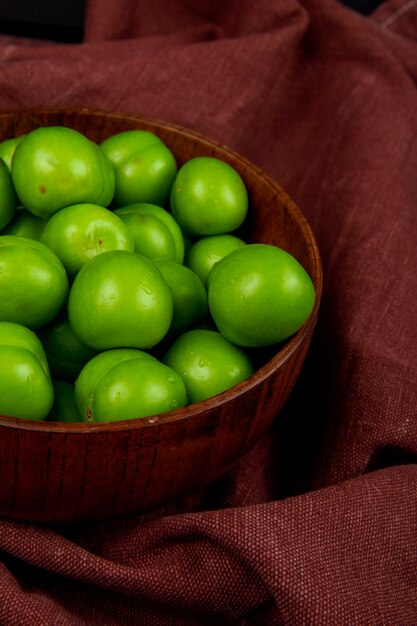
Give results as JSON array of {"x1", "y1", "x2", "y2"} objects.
[
  {"x1": 0, "y1": 135, "x2": 24, "y2": 171},
  {"x1": 100, "y1": 130, "x2": 177, "y2": 208},
  {"x1": 68, "y1": 250, "x2": 173, "y2": 350},
  {"x1": 38, "y1": 314, "x2": 98, "y2": 382},
  {"x1": 208, "y1": 243, "x2": 315, "y2": 347},
  {"x1": 115, "y1": 203, "x2": 185, "y2": 263},
  {"x1": 0, "y1": 235, "x2": 69, "y2": 329},
  {"x1": 1, "y1": 207, "x2": 47, "y2": 239},
  {"x1": 170, "y1": 157, "x2": 248, "y2": 236},
  {"x1": 114, "y1": 206, "x2": 176, "y2": 261},
  {"x1": 185, "y1": 234, "x2": 246, "y2": 286},
  {"x1": 49, "y1": 379, "x2": 81, "y2": 422},
  {"x1": 0, "y1": 321, "x2": 53, "y2": 420},
  {"x1": 163, "y1": 328, "x2": 253, "y2": 403},
  {"x1": 75, "y1": 348, "x2": 187, "y2": 422},
  {"x1": 11, "y1": 126, "x2": 115, "y2": 218},
  {"x1": 40, "y1": 203, "x2": 134, "y2": 276},
  {"x1": 0, "y1": 158, "x2": 17, "y2": 231},
  {"x1": 153, "y1": 259, "x2": 208, "y2": 338},
  {"x1": 74, "y1": 348, "x2": 154, "y2": 421}
]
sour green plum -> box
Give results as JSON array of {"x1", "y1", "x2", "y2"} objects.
[
  {"x1": 75, "y1": 349, "x2": 187, "y2": 423},
  {"x1": 0, "y1": 158, "x2": 17, "y2": 231},
  {"x1": 38, "y1": 315, "x2": 98, "y2": 382},
  {"x1": 153, "y1": 259, "x2": 208, "y2": 338},
  {"x1": 68, "y1": 250, "x2": 173, "y2": 350},
  {"x1": 0, "y1": 135, "x2": 24, "y2": 171},
  {"x1": 170, "y1": 157, "x2": 248, "y2": 236},
  {"x1": 186, "y1": 234, "x2": 246, "y2": 286},
  {"x1": 40, "y1": 203, "x2": 134, "y2": 276},
  {"x1": 2, "y1": 208, "x2": 47, "y2": 240},
  {"x1": 163, "y1": 328, "x2": 253, "y2": 403},
  {"x1": 100, "y1": 130, "x2": 177, "y2": 208},
  {"x1": 208, "y1": 243, "x2": 315, "y2": 347},
  {"x1": 115, "y1": 203, "x2": 185, "y2": 263},
  {"x1": 11, "y1": 126, "x2": 115, "y2": 218},
  {"x1": 0, "y1": 322, "x2": 53, "y2": 420},
  {"x1": 49, "y1": 380, "x2": 81, "y2": 422},
  {"x1": 0, "y1": 236, "x2": 69, "y2": 329}
]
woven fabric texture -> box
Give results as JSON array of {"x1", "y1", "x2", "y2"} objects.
[{"x1": 0, "y1": 0, "x2": 416, "y2": 623}]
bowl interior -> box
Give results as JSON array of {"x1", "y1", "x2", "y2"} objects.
[{"x1": 0, "y1": 107, "x2": 322, "y2": 432}]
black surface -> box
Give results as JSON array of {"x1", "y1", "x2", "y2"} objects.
[{"x1": 0, "y1": 0, "x2": 385, "y2": 43}]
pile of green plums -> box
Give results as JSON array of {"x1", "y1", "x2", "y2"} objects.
[{"x1": 0, "y1": 125, "x2": 315, "y2": 423}]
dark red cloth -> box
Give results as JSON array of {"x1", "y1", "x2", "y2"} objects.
[{"x1": 0, "y1": 0, "x2": 416, "y2": 623}]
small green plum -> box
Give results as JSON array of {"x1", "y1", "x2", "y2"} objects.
[
  {"x1": 40, "y1": 203, "x2": 134, "y2": 276},
  {"x1": 114, "y1": 207, "x2": 176, "y2": 261},
  {"x1": 38, "y1": 314, "x2": 98, "y2": 382},
  {"x1": 0, "y1": 158, "x2": 17, "y2": 231},
  {"x1": 0, "y1": 235, "x2": 69, "y2": 329},
  {"x1": 0, "y1": 321, "x2": 53, "y2": 420},
  {"x1": 115, "y1": 203, "x2": 185, "y2": 263},
  {"x1": 49, "y1": 380, "x2": 81, "y2": 422},
  {"x1": 186, "y1": 234, "x2": 246, "y2": 286},
  {"x1": 74, "y1": 348, "x2": 155, "y2": 421},
  {"x1": 170, "y1": 157, "x2": 248, "y2": 236},
  {"x1": 163, "y1": 328, "x2": 253, "y2": 403},
  {"x1": 153, "y1": 259, "x2": 209, "y2": 338},
  {"x1": 75, "y1": 349, "x2": 187, "y2": 423},
  {"x1": 0, "y1": 135, "x2": 24, "y2": 171},
  {"x1": 100, "y1": 130, "x2": 177, "y2": 208},
  {"x1": 2, "y1": 207, "x2": 47, "y2": 240}
]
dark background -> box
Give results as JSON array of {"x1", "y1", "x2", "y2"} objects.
[{"x1": 0, "y1": 0, "x2": 384, "y2": 42}]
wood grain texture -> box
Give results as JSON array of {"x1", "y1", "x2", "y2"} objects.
[{"x1": 0, "y1": 107, "x2": 322, "y2": 523}]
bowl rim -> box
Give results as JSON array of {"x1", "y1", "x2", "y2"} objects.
[{"x1": 0, "y1": 106, "x2": 323, "y2": 433}]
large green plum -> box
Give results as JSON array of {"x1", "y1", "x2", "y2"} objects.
[
  {"x1": 40, "y1": 203, "x2": 134, "y2": 276},
  {"x1": 11, "y1": 126, "x2": 115, "y2": 218},
  {"x1": 0, "y1": 321, "x2": 53, "y2": 420},
  {"x1": 0, "y1": 236, "x2": 69, "y2": 329},
  {"x1": 100, "y1": 130, "x2": 177, "y2": 207},
  {"x1": 68, "y1": 250, "x2": 173, "y2": 350},
  {"x1": 170, "y1": 157, "x2": 248, "y2": 236},
  {"x1": 75, "y1": 348, "x2": 187, "y2": 422},
  {"x1": 208, "y1": 243, "x2": 316, "y2": 346},
  {"x1": 185, "y1": 233, "x2": 246, "y2": 286}
]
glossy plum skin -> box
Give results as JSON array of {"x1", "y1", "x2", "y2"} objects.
[
  {"x1": 100, "y1": 130, "x2": 177, "y2": 208},
  {"x1": 75, "y1": 349, "x2": 187, "y2": 423},
  {"x1": 208, "y1": 243, "x2": 316, "y2": 347},
  {"x1": 185, "y1": 233, "x2": 246, "y2": 286},
  {"x1": 0, "y1": 322, "x2": 53, "y2": 420},
  {"x1": 0, "y1": 236, "x2": 69, "y2": 329},
  {"x1": 11, "y1": 126, "x2": 115, "y2": 218},
  {"x1": 170, "y1": 156, "x2": 248, "y2": 236},
  {"x1": 40, "y1": 203, "x2": 134, "y2": 276},
  {"x1": 152, "y1": 259, "x2": 209, "y2": 338},
  {"x1": 68, "y1": 250, "x2": 173, "y2": 351},
  {"x1": 163, "y1": 328, "x2": 254, "y2": 403}
]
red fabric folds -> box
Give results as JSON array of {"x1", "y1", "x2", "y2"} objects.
[{"x1": 0, "y1": 0, "x2": 416, "y2": 623}]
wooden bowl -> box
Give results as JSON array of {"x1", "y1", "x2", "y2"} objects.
[{"x1": 0, "y1": 108, "x2": 322, "y2": 524}]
